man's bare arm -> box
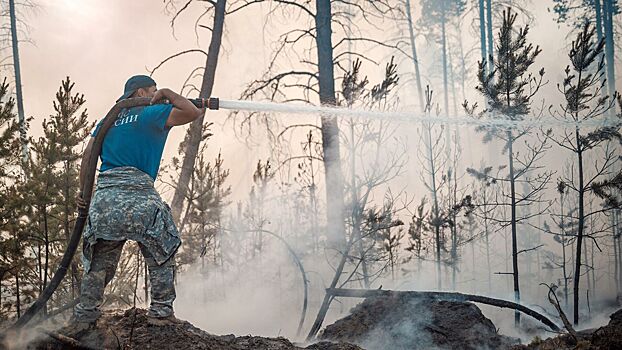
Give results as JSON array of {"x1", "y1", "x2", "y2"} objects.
[{"x1": 151, "y1": 88, "x2": 203, "y2": 127}]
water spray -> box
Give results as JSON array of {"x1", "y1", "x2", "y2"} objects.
[{"x1": 191, "y1": 97, "x2": 620, "y2": 129}]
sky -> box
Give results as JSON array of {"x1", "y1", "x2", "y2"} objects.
[
  {"x1": 17, "y1": 0, "x2": 274, "y2": 200},
  {"x1": 12, "y1": 1, "x2": 620, "y2": 202}
]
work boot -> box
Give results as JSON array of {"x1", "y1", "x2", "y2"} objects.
[{"x1": 146, "y1": 313, "x2": 183, "y2": 326}]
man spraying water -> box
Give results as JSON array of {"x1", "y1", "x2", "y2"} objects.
[{"x1": 67, "y1": 75, "x2": 203, "y2": 333}]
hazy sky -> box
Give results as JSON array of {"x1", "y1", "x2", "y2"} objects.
[
  {"x1": 13, "y1": 0, "x2": 622, "y2": 200},
  {"x1": 19, "y1": 0, "x2": 275, "y2": 198}
]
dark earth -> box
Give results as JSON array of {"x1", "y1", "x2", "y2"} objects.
[
  {"x1": 19, "y1": 308, "x2": 361, "y2": 350},
  {"x1": 6, "y1": 297, "x2": 622, "y2": 350},
  {"x1": 319, "y1": 294, "x2": 520, "y2": 350},
  {"x1": 512, "y1": 308, "x2": 622, "y2": 350}
]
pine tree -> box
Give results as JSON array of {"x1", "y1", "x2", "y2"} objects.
[
  {"x1": 176, "y1": 146, "x2": 231, "y2": 270},
  {"x1": 551, "y1": 0, "x2": 620, "y2": 110},
  {"x1": 0, "y1": 77, "x2": 30, "y2": 320},
  {"x1": 418, "y1": 0, "x2": 467, "y2": 116},
  {"x1": 23, "y1": 77, "x2": 92, "y2": 312},
  {"x1": 467, "y1": 8, "x2": 549, "y2": 326},
  {"x1": 51, "y1": 77, "x2": 92, "y2": 299},
  {"x1": 548, "y1": 24, "x2": 620, "y2": 323},
  {"x1": 404, "y1": 198, "x2": 430, "y2": 277}
]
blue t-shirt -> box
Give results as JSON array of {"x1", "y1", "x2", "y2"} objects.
[{"x1": 92, "y1": 104, "x2": 174, "y2": 180}]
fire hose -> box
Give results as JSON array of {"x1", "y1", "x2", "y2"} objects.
[{"x1": 10, "y1": 97, "x2": 219, "y2": 330}]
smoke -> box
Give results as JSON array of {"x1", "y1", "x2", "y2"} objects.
[
  {"x1": 175, "y1": 238, "x2": 317, "y2": 340},
  {"x1": 0, "y1": 327, "x2": 53, "y2": 350},
  {"x1": 358, "y1": 301, "x2": 437, "y2": 350}
]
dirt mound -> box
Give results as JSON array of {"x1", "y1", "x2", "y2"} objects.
[
  {"x1": 591, "y1": 309, "x2": 622, "y2": 349},
  {"x1": 514, "y1": 308, "x2": 622, "y2": 350},
  {"x1": 21, "y1": 308, "x2": 362, "y2": 350},
  {"x1": 319, "y1": 294, "x2": 520, "y2": 350}
]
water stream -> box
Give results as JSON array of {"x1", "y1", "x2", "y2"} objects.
[{"x1": 218, "y1": 99, "x2": 619, "y2": 129}]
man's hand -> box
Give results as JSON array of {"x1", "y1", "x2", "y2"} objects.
[
  {"x1": 76, "y1": 192, "x2": 89, "y2": 211},
  {"x1": 153, "y1": 88, "x2": 202, "y2": 127},
  {"x1": 150, "y1": 88, "x2": 173, "y2": 105}
]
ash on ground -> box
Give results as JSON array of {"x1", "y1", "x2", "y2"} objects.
[{"x1": 12, "y1": 299, "x2": 622, "y2": 350}]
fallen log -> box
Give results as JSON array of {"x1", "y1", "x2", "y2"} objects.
[
  {"x1": 325, "y1": 288, "x2": 560, "y2": 332},
  {"x1": 543, "y1": 283, "x2": 578, "y2": 343},
  {"x1": 41, "y1": 330, "x2": 98, "y2": 350}
]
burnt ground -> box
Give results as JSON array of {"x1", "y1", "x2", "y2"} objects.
[
  {"x1": 6, "y1": 299, "x2": 622, "y2": 350},
  {"x1": 512, "y1": 309, "x2": 622, "y2": 350},
  {"x1": 319, "y1": 294, "x2": 521, "y2": 350},
  {"x1": 14, "y1": 308, "x2": 362, "y2": 350}
]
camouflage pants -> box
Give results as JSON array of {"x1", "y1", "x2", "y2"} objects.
[
  {"x1": 74, "y1": 239, "x2": 176, "y2": 321},
  {"x1": 74, "y1": 166, "x2": 181, "y2": 322}
]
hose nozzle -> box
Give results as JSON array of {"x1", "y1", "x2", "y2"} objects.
[{"x1": 191, "y1": 97, "x2": 220, "y2": 110}]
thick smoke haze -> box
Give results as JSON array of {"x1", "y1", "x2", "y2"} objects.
[{"x1": 5, "y1": 0, "x2": 622, "y2": 347}]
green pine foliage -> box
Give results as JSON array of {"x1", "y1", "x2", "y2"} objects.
[
  {"x1": 0, "y1": 77, "x2": 93, "y2": 320},
  {"x1": 0, "y1": 77, "x2": 29, "y2": 320},
  {"x1": 548, "y1": 22, "x2": 621, "y2": 324},
  {"x1": 176, "y1": 145, "x2": 231, "y2": 269},
  {"x1": 592, "y1": 95, "x2": 622, "y2": 207},
  {"x1": 476, "y1": 9, "x2": 544, "y2": 120}
]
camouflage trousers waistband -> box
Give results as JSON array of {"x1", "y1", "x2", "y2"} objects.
[{"x1": 96, "y1": 166, "x2": 155, "y2": 191}]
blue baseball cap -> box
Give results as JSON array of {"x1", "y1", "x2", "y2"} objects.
[{"x1": 117, "y1": 75, "x2": 157, "y2": 102}]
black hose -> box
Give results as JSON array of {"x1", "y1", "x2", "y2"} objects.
[{"x1": 10, "y1": 98, "x2": 158, "y2": 330}]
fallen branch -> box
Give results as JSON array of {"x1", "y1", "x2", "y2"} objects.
[
  {"x1": 42, "y1": 330, "x2": 97, "y2": 350},
  {"x1": 325, "y1": 288, "x2": 561, "y2": 332},
  {"x1": 542, "y1": 283, "x2": 578, "y2": 344}
]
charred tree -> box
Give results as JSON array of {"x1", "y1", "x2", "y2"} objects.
[
  {"x1": 418, "y1": 86, "x2": 447, "y2": 289},
  {"x1": 466, "y1": 8, "x2": 548, "y2": 326},
  {"x1": 551, "y1": 0, "x2": 619, "y2": 112},
  {"x1": 404, "y1": 0, "x2": 425, "y2": 110},
  {"x1": 418, "y1": 0, "x2": 466, "y2": 116},
  {"x1": 8, "y1": 0, "x2": 27, "y2": 164},
  {"x1": 548, "y1": 22, "x2": 619, "y2": 325},
  {"x1": 159, "y1": 0, "x2": 227, "y2": 223}
]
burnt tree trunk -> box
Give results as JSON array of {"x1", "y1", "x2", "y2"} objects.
[
  {"x1": 15, "y1": 271, "x2": 20, "y2": 318},
  {"x1": 9, "y1": 0, "x2": 27, "y2": 164},
  {"x1": 316, "y1": 0, "x2": 345, "y2": 245},
  {"x1": 485, "y1": 0, "x2": 494, "y2": 69},
  {"x1": 507, "y1": 131, "x2": 520, "y2": 326},
  {"x1": 478, "y1": 0, "x2": 487, "y2": 72},
  {"x1": 307, "y1": 0, "x2": 347, "y2": 340},
  {"x1": 573, "y1": 128, "x2": 585, "y2": 325},
  {"x1": 170, "y1": 0, "x2": 226, "y2": 223},
  {"x1": 440, "y1": 0, "x2": 449, "y2": 115},
  {"x1": 602, "y1": 0, "x2": 616, "y2": 114},
  {"x1": 405, "y1": 0, "x2": 424, "y2": 110},
  {"x1": 594, "y1": 0, "x2": 607, "y2": 98}
]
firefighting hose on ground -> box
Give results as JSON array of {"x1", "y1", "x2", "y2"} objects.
[{"x1": 11, "y1": 94, "x2": 613, "y2": 332}]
